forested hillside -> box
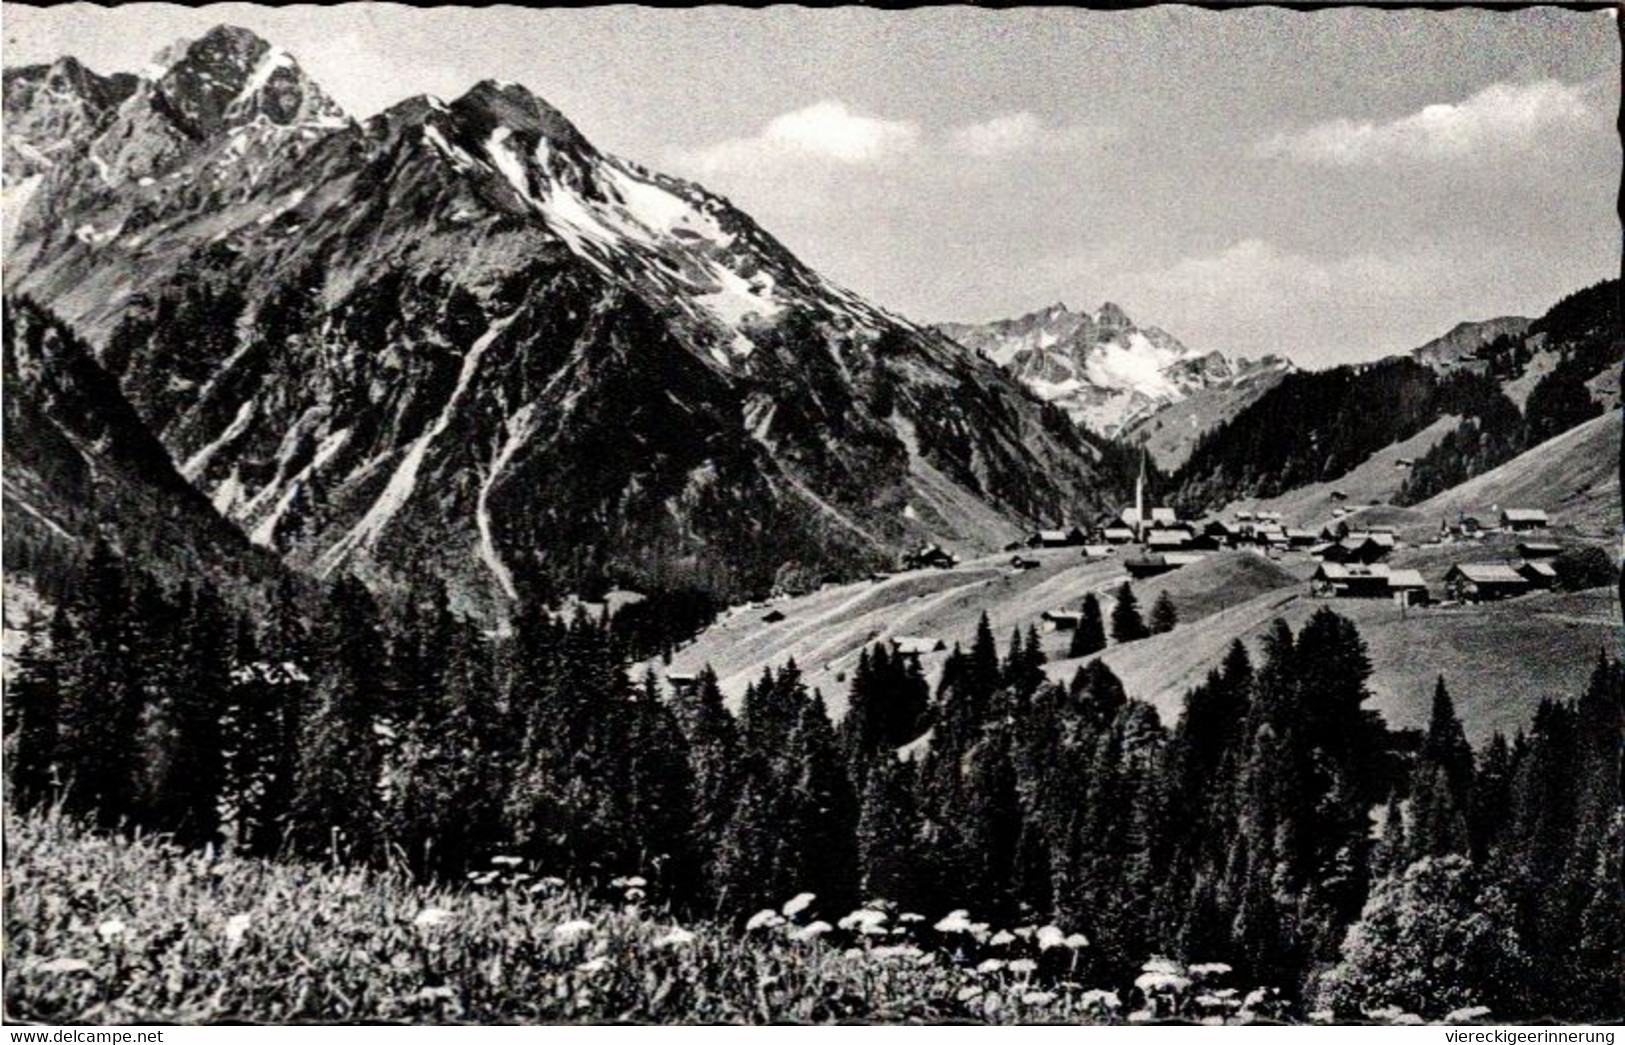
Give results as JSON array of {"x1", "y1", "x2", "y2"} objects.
[
  {"x1": 8, "y1": 540, "x2": 1619, "y2": 1021},
  {"x1": 1167, "y1": 280, "x2": 1619, "y2": 516}
]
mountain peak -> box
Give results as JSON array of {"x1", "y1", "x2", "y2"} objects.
[
  {"x1": 452, "y1": 79, "x2": 587, "y2": 149},
  {"x1": 1095, "y1": 301, "x2": 1132, "y2": 329},
  {"x1": 153, "y1": 27, "x2": 345, "y2": 137}
]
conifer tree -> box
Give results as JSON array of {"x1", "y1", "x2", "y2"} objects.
[
  {"x1": 5, "y1": 609, "x2": 62, "y2": 811},
  {"x1": 1149, "y1": 590, "x2": 1178, "y2": 635},
  {"x1": 1110, "y1": 582, "x2": 1149, "y2": 642},
  {"x1": 1068, "y1": 593, "x2": 1107, "y2": 658}
]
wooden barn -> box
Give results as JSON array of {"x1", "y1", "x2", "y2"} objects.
[
  {"x1": 1500, "y1": 508, "x2": 1548, "y2": 532},
  {"x1": 1445, "y1": 564, "x2": 1530, "y2": 602}
]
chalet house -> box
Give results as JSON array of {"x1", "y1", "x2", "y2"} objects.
[
  {"x1": 1028, "y1": 527, "x2": 1086, "y2": 548},
  {"x1": 1147, "y1": 529, "x2": 1194, "y2": 551},
  {"x1": 1010, "y1": 556, "x2": 1040, "y2": 570},
  {"x1": 1387, "y1": 569, "x2": 1430, "y2": 606},
  {"x1": 666, "y1": 672, "x2": 701, "y2": 697},
  {"x1": 1120, "y1": 507, "x2": 1143, "y2": 529},
  {"x1": 1081, "y1": 544, "x2": 1113, "y2": 559},
  {"x1": 891, "y1": 636, "x2": 948, "y2": 661},
  {"x1": 1204, "y1": 520, "x2": 1237, "y2": 542},
  {"x1": 1284, "y1": 528, "x2": 1318, "y2": 547},
  {"x1": 1322, "y1": 535, "x2": 1393, "y2": 564},
  {"x1": 1101, "y1": 527, "x2": 1137, "y2": 545},
  {"x1": 1517, "y1": 541, "x2": 1562, "y2": 560},
  {"x1": 1445, "y1": 564, "x2": 1530, "y2": 602},
  {"x1": 1126, "y1": 554, "x2": 1178, "y2": 579},
  {"x1": 1041, "y1": 610, "x2": 1084, "y2": 632},
  {"x1": 1500, "y1": 508, "x2": 1548, "y2": 532},
  {"x1": 904, "y1": 543, "x2": 957, "y2": 570},
  {"x1": 1518, "y1": 560, "x2": 1558, "y2": 590},
  {"x1": 1149, "y1": 507, "x2": 1179, "y2": 528},
  {"x1": 1331, "y1": 490, "x2": 1349, "y2": 501},
  {"x1": 1311, "y1": 562, "x2": 1394, "y2": 598},
  {"x1": 1236, "y1": 511, "x2": 1256, "y2": 522},
  {"x1": 1395, "y1": 458, "x2": 1412, "y2": 469}
]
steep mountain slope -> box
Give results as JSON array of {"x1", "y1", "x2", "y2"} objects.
[
  {"x1": 3, "y1": 26, "x2": 1106, "y2": 611},
  {"x1": 1411, "y1": 316, "x2": 1533, "y2": 372},
  {"x1": 1411, "y1": 411, "x2": 1619, "y2": 538},
  {"x1": 937, "y1": 302, "x2": 1288, "y2": 436},
  {"x1": 1118, "y1": 355, "x2": 1293, "y2": 469},
  {"x1": 2, "y1": 296, "x2": 278, "y2": 600}
]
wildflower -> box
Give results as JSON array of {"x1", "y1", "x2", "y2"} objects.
[
  {"x1": 1036, "y1": 925, "x2": 1066, "y2": 950},
  {"x1": 1079, "y1": 989, "x2": 1122, "y2": 1013},
  {"x1": 897, "y1": 912, "x2": 925, "y2": 924},
  {"x1": 95, "y1": 919, "x2": 127, "y2": 942},
  {"x1": 989, "y1": 930, "x2": 1015, "y2": 947},
  {"x1": 957, "y1": 985, "x2": 984, "y2": 1002},
  {"x1": 576, "y1": 956, "x2": 610, "y2": 974},
  {"x1": 553, "y1": 919, "x2": 595, "y2": 941},
  {"x1": 624, "y1": 876, "x2": 647, "y2": 888},
  {"x1": 655, "y1": 927, "x2": 695, "y2": 948},
  {"x1": 781, "y1": 892, "x2": 817, "y2": 918},
  {"x1": 224, "y1": 913, "x2": 253, "y2": 946},
  {"x1": 1393, "y1": 1014, "x2": 1425, "y2": 1026},
  {"x1": 491, "y1": 855, "x2": 523, "y2": 867},
  {"x1": 1022, "y1": 990, "x2": 1055, "y2": 1006},
  {"x1": 1063, "y1": 932, "x2": 1089, "y2": 950},
  {"x1": 1447, "y1": 1006, "x2": 1492, "y2": 1024},
  {"x1": 837, "y1": 908, "x2": 887, "y2": 932},
  {"x1": 414, "y1": 985, "x2": 455, "y2": 1002},
  {"x1": 35, "y1": 958, "x2": 92, "y2": 975},
  {"x1": 1141, "y1": 956, "x2": 1184, "y2": 976},
  {"x1": 934, "y1": 909, "x2": 972, "y2": 933},
  {"x1": 413, "y1": 907, "x2": 454, "y2": 929},
  {"x1": 1308, "y1": 1009, "x2": 1335, "y2": 1024},
  {"x1": 1008, "y1": 958, "x2": 1037, "y2": 976},
  {"x1": 967, "y1": 922, "x2": 991, "y2": 942},
  {"x1": 1189, "y1": 961, "x2": 1232, "y2": 978},
  {"x1": 870, "y1": 943, "x2": 922, "y2": 961},
  {"x1": 1134, "y1": 971, "x2": 1191, "y2": 995},
  {"x1": 1012, "y1": 925, "x2": 1036, "y2": 939},
  {"x1": 745, "y1": 909, "x2": 784, "y2": 932},
  {"x1": 976, "y1": 958, "x2": 1006, "y2": 975},
  {"x1": 1240, "y1": 988, "x2": 1272, "y2": 1012},
  {"x1": 624, "y1": 887, "x2": 646, "y2": 902},
  {"x1": 788, "y1": 920, "x2": 832, "y2": 942}
]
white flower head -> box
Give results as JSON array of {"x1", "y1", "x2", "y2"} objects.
[
  {"x1": 1036, "y1": 925, "x2": 1066, "y2": 950},
  {"x1": 934, "y1": 909, "x2": 972, "y2": 933},
  {"x1": 553, "y1": 918, "x2": 595, "y2": 941},
  {"x1": 957, "y1": 985, "x2": 984, "y2": 1002},
  {"x1": 745, "y1": 909, "x2": 785, "y2": 932},
  {"x1": 781, "y1": 892, "x2": 817, "y2": 918},
  {"x1": 989, "y1": 929, "x2": 1016, "y2": 946},
  {"x1": 224, "y1": 913, "x2": 253, "y2": 945},
  {"x1": 789, "y1": 920, "x2": 832, "y2": 942},
  {"x1": 976, "y1": 958, "x2": 1007, "y2": 975},
  {"x1": 413, "y1": 907, "x2": 454, "y2": 930},
  {"x1": 1008, "y1": 958, "x2": 1037, "y2": 975},
  {"x1": 491, "y1": 855, "x2": 523, "y2": 867},
  {"x1": 655, "y1": 927, "x2": 696, "y2": 948},
  {"x1": 36, "y1": 957, "x2": 93, "y2": 975},
  {"x1": 837, "y1": 908, "x2": 888, "y2": 932},
  {"x1": 576, "y1": 956, "x2": 611, "y2": 974},
  {"x1": 1064, "y1": 932, "x2": 1089, "y2": 949},
  {"x1": 1022, "y1": 990, "x2": 1055, "y2": 1006},
  {"x1": 1189, "y1": 961, "x2": 1232, "y2": 978},
  {"x1": 96, "y1": 919, "x2": 127, "y2": 942}
]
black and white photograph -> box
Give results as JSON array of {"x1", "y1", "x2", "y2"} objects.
[{"x1": 0, "y1": 1, "x2": 1620, "y2": 1029}]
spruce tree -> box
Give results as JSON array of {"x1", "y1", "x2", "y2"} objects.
[
  {"x1": 5, "y1": 609, "x2": 62, "y2": 811},
  {"x1": 1068, "y1": 593, "x2": 1107, "y2": 658},
  {"x1": 1110, "y1": 582, "x2": 1149, "y2": 642},
  {"x1": 1149, "y1": 590, "x2": 1178, "y2": 635}
]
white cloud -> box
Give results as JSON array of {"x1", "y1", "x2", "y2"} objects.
[
  {"x1": 678, "y1": 101, "x2": 920, "y2": 174},
  {"x1": 946, "y1": 111, "x2": 1111, "y2": 158},
  {"x1": 948, "y1": 111, "x2": 1044, "y2": 157},
  {"x1": 1256, "y1": 79, "x2": 1595, "y2": 166}
]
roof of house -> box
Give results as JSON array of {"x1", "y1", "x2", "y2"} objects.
[
  {"x1": 1448, "y1": 563, "x2": 1528, "y2": 584},
  {"x1": 1120, "y1": 508, "x2": 1142, "y2": 525},
  {"x1": 1082, "y1": 545, "x2": 1112, "y2": 556},
  {"x1": 1285, "y1": 528, "x2": 1315, "y2": 539},
  {"x1": 1315, "y1": 562, "x2": 1391, "y2": 581},
  {"x1": 1163, "y1": 553, "x2": 1207, "y2": 565},
  {"x1": 1147, "y1": 530, "x2": 1191, "y2": 546},
  {"x1": 1102, "y1": 527, "x2": 1136, "y2": 538},
  {"x1": 1386, "y1": 569, "x2": 1427, "y2": 589},
  {"x1": 892, "y1": 636, "x2": 947, "y2": 654},
  {"x1": 1033, "y1": 529, "x2": 1072, "y2": 541},
  {"x1": 1150, "y1": 507, "x2": 1178, "y2": 523},
  {"x1": 1520, "y1": 561, "x2": 1558, "y2": 578},
  {"x1": 1502, "y1": 508, "x2": 1548, "y2": 522},
  {"x1": 1518, "y1": 541, "x2": 1562, "y2": 552},
  {"x1": 1042, "y1": 610, "x2": 1084, "y2": 621}
]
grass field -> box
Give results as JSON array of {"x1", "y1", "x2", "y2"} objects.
[{"x1": 3, "y1": 807, "x2": 1279, "y2": 1025}]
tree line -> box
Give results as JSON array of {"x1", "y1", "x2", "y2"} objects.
[{"x1": 5, "y1": 541, "x2": 1619, "y2": 1020}]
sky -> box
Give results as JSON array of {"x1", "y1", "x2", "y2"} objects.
[{"x1": 4, "y1": 4, "x2": 1619, "y2": 367}]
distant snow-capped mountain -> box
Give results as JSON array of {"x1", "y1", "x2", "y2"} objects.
[
  {"x1": 937, "y1": 302, "x2": 1273, "y2": 435},
  {"x1": 3, "y1": 26, "x2": 1108, "y2": 612}
]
